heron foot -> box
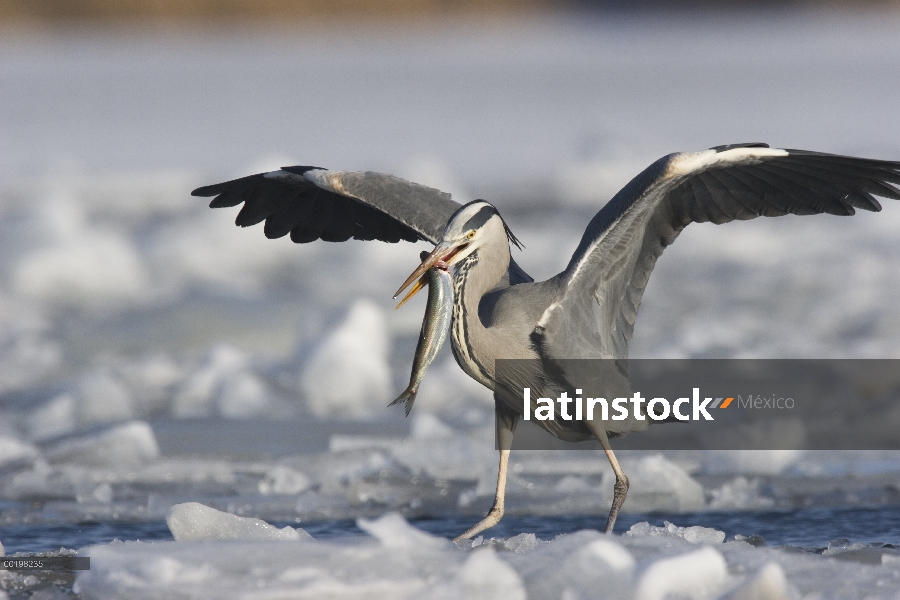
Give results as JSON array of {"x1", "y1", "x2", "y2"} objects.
[
  {"x1": 453, "y1": 504, "x2": 505, "y2": 543},
  {"x1": 604, "y1": 473, "x2": 629, "y2": 533}
]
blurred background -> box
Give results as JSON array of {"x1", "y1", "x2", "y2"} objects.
[{"x1": 1, "y1": 0, "x2": 900, "y2": 554}]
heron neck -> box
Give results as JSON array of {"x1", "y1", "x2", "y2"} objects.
[{"x1": 450, "y1": 246, "x2": 510, "y2": 388}]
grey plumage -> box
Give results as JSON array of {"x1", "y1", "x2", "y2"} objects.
[
  {"x1": 193, "y1": 167, "x2": 457, "y2": 244},
  {"x1": 195, "y1": 144, "x2": 900, "y2": 541}
]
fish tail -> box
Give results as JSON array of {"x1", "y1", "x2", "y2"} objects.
[
  {"x1": 389, "y1": 387, "x2": 418, "y2": 417},
  {"x1": 404, "y1": 394, "x2": 416, "y2": 417}
]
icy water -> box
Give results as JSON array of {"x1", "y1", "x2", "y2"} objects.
[{"x1": 5, "y1": 506, "x2": 900, "y2": 554}]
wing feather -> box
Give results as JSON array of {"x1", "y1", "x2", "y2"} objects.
[
  {"x1": 534, "y1": 146, "x2": 900, "y2": 360},
  {"x1": 193, "y1": 168, "x2": 461, "y2": 245},
  {"x1": 195, "y1": 167, "x2": 535, "y2": 284},
  {"x1": 262, "y1": 190, "x2": 307, "y2": 239}
]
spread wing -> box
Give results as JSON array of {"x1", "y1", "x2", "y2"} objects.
[
  {"x1": 192, "y1": 167, "x2": 462, "y2": 245},
  {"x1": 533, "y1": 144, "x2": 900, "y2": 359},
  {"x1": 193, "y1": 166, "x2": 534, "y2": 284}
]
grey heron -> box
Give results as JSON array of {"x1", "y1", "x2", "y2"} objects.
[{"x1": 193, "y1": 143, "x2": 900, "y2": 541}]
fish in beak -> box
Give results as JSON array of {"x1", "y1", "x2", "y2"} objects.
[{"x1": 393, "y1": 242, "x2": 467, "y2": 307}]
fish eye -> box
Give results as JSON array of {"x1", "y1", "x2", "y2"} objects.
[{"x1": 466, "y1": 230, "x2": 476, "y2": 239}]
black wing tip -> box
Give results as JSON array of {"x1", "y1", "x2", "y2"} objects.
[
  {"x1": 280, "y1": 165, "x2": 326, "y2": 175},
  {"x1": 209, "y1": 196, "x2": 238, "y2": 209},
  {"x1": 191, "y1": 184, "x2": 219, "y2": 197},
  {"x1": 709, "y1": 143, "x2": 770, "y2": 152}
]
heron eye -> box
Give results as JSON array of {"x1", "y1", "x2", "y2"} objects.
[{"x1": 466, "y1": 231, "x2": 476, "y2": 239}]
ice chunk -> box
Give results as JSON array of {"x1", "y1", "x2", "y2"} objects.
[
  {"x1": 10, "y1": 191, "x2": 151, "y2": 307},
  {"x1": 412, "y1": 358, "x2": 494, "y2": 416},
  {"x1": 28, "y1": 393, "x2": 77, "y2": 441},
  {"x1": 44, "y1": 421, "x2": 160, "y2": 466},
  {"x1": 28, "y1": 365, "x2": 170, "y2": 440},
  {"x1": 214, "y1": 370, "x2": 271, "y2": 418},
  {"x1": 149, "y1": 204, "x2": 307, "y2": 295},
  {"x1": 723, "y1": 562, "x2": 793, "y2": 600},
  {"x1": 74, "y1": 369, "x2": 134, "y2": 425},
  {"x1": 166, "y1": 502, "x2": 310, "y2": 541},
  {"x1": 173, "y1": 345, "x2": 241, "y2": 417},
  {"x1": 503, "y1": 533, "x2": 541, "y2": 553},
  {"x1": 77, "y1": 482, "x2": 114, "y2": 504},
  {"x1": 258, "y1": 466, "x2": 310, "y2": 495},
  {"x1": 115, "y1": 353, "x2": 186, "y2": 416},
  {"x1": 517, "y1": 531, "x2": 634, "y2": 600},
  {"x1": 392, "y1": 428, "x2": 496, "y2": 483},
  {"x1": 27, "y1": 362, "x2": 174, "y2": 441},
  {"x1": 301, "y1": 299, "x2": 391, "y2": 418},
  {"x1": 634, "y1": 547, "x2": 728, "y2": 600},
  {"x1": 581, "y1": 538, "x2": 636, "y2": 572},
  {"x1": 458, "y1": 547, "x2": 526, "y2": 600},
  {"x1": 0, "y1": 328, "x2": 60, "y2": 393},
  {"x1": 700, "y1": 450, "x2": 802, "y2": 476},
  {"x1": 173, "y1": 345, "x2": 273, "y2": 419},
  {"x1": 708, "y1": 476, "x2": 775, "y2": 510},
  {"x1": 624, "y1": 454, "x2": 705, "y2": 512},
  {"x1": 0, "y1": 295, "x2": 60, "y2": 393},
  {"x1": 0, "y1": 434, "x2": 38, "y2": 467},
  {"x1": 410, "y1": 413, "x2": 456, "y2": 439},
  {"x1": 357, "y1": 512, "x2": 447, "y2": 550},
  {"x1": 328, "y1": 435, "x2": 404, "y2": 452},
  {"x1": 626, "y1": 521, "x2": 726, "y2": 545}
]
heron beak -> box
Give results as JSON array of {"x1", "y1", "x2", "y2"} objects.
[
  {"x1": 394, "y1": 274, "x2": 428, "y2": 309},
  {"x1": 393, "y1": 242, "x2": 465, "y2": 302}
]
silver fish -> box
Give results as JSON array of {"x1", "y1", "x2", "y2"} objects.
[{"x1": 390, "y1": 252, "x2": 453, "y2": 416}]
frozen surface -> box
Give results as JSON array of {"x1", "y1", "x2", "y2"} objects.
[
  {"x1": 66, "y1": 512, "x2": 900, "y2": 599},
  {"x1": 1, "y1": 9, "x2": 900, "y2": 599}
]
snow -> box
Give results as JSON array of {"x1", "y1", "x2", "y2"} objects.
[
  {"x1": 633, "y1": 546, "x2": 729, "y2": 600},
  {"x1": 72, "y1": 512, "x2": 900, "y2": 599},
  {"x1": 455, "y1": 547, "x2": 527, "y2": 600},
  {"x1": 722, "y1": 562, "x2": 794, "y2": 600}
]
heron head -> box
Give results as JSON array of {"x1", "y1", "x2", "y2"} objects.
[{"x1": 393, "y1": 200, "x2": 522, "y2": 305}]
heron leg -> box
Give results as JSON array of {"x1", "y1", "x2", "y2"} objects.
[
  {"x1": 587, "y1": 422, "x2": 629, "y2": 533},
  {"x1": 453, "y1": 412, "x2": 518, "y2": 542}
]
